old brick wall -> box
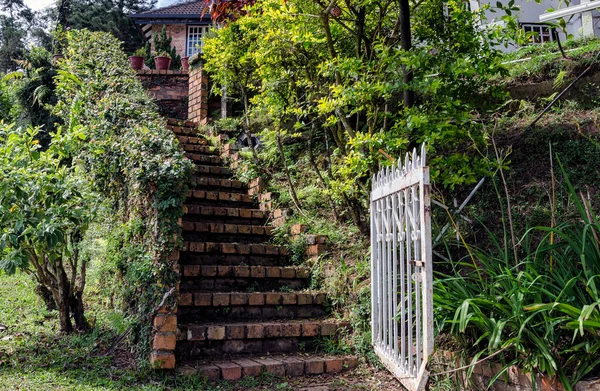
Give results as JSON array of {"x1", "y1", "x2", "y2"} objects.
[
  {"x1": 151, "y1": 24, "x2": 187, "y2": 57},
  {"x1": 188, "y1": 67, "x2": 209, "y2": 124},
  {"x1": 138, "y1": 70, "x2": 189, "y2": 120}
]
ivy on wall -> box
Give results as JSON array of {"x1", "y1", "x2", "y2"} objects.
[{"x1": 54, "y1": 29, "x2": 193, "y2": 359}]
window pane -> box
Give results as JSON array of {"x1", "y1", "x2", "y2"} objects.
[
  {"x1": 522, "y1": 24, "x2": 554, "y2": 45},
  {"x1": 187, "y1": 26, "x2": 207, "y2": 57}
]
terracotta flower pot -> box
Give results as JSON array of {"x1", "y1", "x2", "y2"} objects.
[
  {"x1": 129, "y1": 55, "x2": 145, "y2": 70},
  {"x1": 181, "y1": 57, "x2": 189, "y2": 71},
  {"x1": 154, "y1": 56, "x2": 171, "y2": 70}
]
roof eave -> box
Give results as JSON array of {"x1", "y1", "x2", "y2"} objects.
[
  {"x1": 131, "y1": 13, "x2": 211, "y2": 19},
  {"x1": 130, "y1": 14, "x2": 212, "y2": 25}
]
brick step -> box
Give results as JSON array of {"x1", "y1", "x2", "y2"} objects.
[
  {"x1": 178, "y1": 354, "x2": 359, "y2": 380},
  {"x1": 182, "y1": 233, "x2": 271, "y2": 245},
  {"x1": 180, "y1": 276, "x2": 307, "y2": 292},
  {"x1": 179, "y1": 252, "x2": 291, "y2": 267},
  {"x1": 191, "y1": 177, "x2": 247, "y2": 193},
  {"x1": 185, "y1": 190, "x2": 257, "y2": 208},
  {"x1": 180, "y1": 265, "x2": 309, "y2": 280},
  {"x1": 183, "y1": 222, "x2": 273, "y2": 236},
  {"x1": 180, "y1": 291, "x2": 324, "y2": 307},
  {"x1": 179, "y1": 264, "x2": 309, "y2": 291},
  {"x1": 176, "y1": 319, "x2": 348, "y2": 357},
  {"x1": 190, "y1": 165, "x2": 232, "y2": 178},
  {"x1": 178, "y1": 292, "x2": 328, "y2": 322},
  {"x1": 179, "y1": 304, "x2": 328, "y2": 323},
  {"x1": 183, "y1": 206, "x2": 267, "y2": 225},
  {"x1": 178, "y1": 136, "x2": 208, "y2": 145},
  {"x1": 182, "y1": 242, "x2": 287, "y2": 256},
  {"x1": 167, "y1": 118, "x2": 197, "y2": 128},
  {"x1": 168, "y1": 125, "x2": 199, "y2": 137},
  {"x1": 182, "y1": 144, "x2": 219, "y2": 154},
  {"x1": 182, "y1": 222, "x2": 273, "y2": 243},
  {"x1": 184, "y1": 153, "x2": 223, "y2": 165}
]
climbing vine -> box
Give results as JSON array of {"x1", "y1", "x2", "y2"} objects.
[{"x1": 54, "y1": 29, "x2": 193, "y2": 359}]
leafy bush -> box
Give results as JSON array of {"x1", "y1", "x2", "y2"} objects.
[
  {"x1": 53, "y1": 29, "x2": 193, "y2": 359},
  {"x1": 435, "y1": 168, "x2": 600, "y2": 389},
  {"x1": 10, "y1": 46, "x2": 59, "y2": 147},
  {"x1": 0, "y1": 124, "x2": 95, "y2": 332},
  {"x1": 202, "y1": 0, "x2": 515, "y2": 235}
]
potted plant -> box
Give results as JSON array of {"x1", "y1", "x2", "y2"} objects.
[
  {"x1": 181, "y1": 56, "x2": 189, "y2": 71},
  {"x1": 129, "y1": 47, "x2": 146, "y2": 70},
  {"x1": 154, "y1": 51, "x2": 171, "y2": 70}
]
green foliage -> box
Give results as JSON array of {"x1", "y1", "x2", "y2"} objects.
[
  {"x1": 10, "y1": 46, "x2": 59, "y2": 146},
  {"x1": 52, "y1": 28, "x2": 193, "y2": 356},
  {"x1": 435, "y1": 168, "x2": 600, "y2": 389},
  {"x1": 152, "y1": 26, "x2": 181, "y2": 69},
  {"x1": 0, "y1": 124, "x2": 92, "y2": 274},
  {"x1": 133, "y1": 47, "x2": 147, "y2": 57},
  {"x1": 202, "y1": 0, "x2": 518, "y2": 234},
  {"x1": 0, "y1": 123, "x2": 96, "y2": 332},
  {"x1": 0, "y1": 77, "x2": 13, "y2": 121},
  {"x1": 0, "y1": 9, "x2": 30, "y2": 73},
  {"x1": 203, "y1": 18, "x2": 259, "y2": 100}
]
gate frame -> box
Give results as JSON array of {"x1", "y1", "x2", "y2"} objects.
[{"x1": 370, "y1": 145, "x2": 433, "y2": 391}]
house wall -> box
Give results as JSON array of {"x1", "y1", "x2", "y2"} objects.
[
  {"x1": 473, "y1": 0, "x2": 598, "y2": 51},
  {"x1": 151, "y1": 24, "x2": 187, "y2": 57}
]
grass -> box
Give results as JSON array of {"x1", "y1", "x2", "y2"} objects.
[
  {"x1": 0, "y1": 271, "x2": 315, "y2": 391},
  {"x1": 499, "y1": 37, "x2": 600, "y2": 84},
  {"x1": 433, "y1": 163, "x2": 600, "y2": 389}
]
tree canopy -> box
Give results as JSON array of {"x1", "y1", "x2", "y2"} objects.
[{"x1": 202, "y1": 0, "x2": 517, "y2": 231}]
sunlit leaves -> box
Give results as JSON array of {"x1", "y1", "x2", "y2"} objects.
[{"x1": 0, "y1": 124, "x2": 94, "y2": 275}]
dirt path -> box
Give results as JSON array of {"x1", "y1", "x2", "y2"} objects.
[{"x1": 238, "y1": 364, "x2": 405, "y2": 390}]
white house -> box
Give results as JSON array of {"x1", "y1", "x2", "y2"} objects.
[{"x1": 470, "y1": 0, "x2": 600, "y2": 50}]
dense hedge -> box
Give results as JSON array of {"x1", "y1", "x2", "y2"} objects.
[{"x1": 54, "y1": 29, "x2": 193, "y2": 358}]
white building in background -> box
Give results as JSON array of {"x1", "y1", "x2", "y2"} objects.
[{"x1": 470, "y1": 0, "x2": 600, "y2": 50}]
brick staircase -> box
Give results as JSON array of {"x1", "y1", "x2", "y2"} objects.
[{"x1": 167, "y1": 119, "x2": 358, "y2": 380}]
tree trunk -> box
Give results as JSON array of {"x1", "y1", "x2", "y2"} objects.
[
  {"x1": 276, "y1": 132, "x2": 303, "y2": 215},
  {"x1": 55, "y1": 263, "x2": 73, "y2": 333},
  {"x1": 399, "y1": 0, "x2": 414, "y2": 108},
  {"x1": 308, "y1": 123, "x2": 341, "y2": 222},
  {"x1": 70, "y1": 290, "x2": 88, "y2": 331},
  {"x1": 35, "y1": 283, "x2": 57, "y2": 311},
  {"x1": 241, "y1": 86, "x2": 260, "y2": 163}
]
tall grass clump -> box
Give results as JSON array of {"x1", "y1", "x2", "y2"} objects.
[{"x1": 435, "y1": 166, "x2": 600, "y2": 390}]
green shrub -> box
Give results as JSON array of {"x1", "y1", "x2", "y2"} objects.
[
  {"x1": 53, "y1": 29, "x2": 193, "y2": 361},
  {"x1": 0, "y1": 124, "x2": 96, "y2": 332}
]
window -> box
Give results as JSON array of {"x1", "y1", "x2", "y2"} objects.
[
  {"x1": 187, "y1": 26, "x2": 210, "y2": 57},
  {"x1": 522, "y1": 23, "x2": 555, "y2": 44}
]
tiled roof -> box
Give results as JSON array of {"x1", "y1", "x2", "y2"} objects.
[{"x1": 133, "y1": 1, "x2": 209, "y2": 17}]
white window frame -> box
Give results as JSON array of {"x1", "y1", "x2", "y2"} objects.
[
  {"x1": 186, "y1": 25, "x2": 210, "y2": 57},
  {"x1": 522, "y1": 23, "x2": 555, "y2": 44}
]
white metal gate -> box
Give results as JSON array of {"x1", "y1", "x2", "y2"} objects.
[{"x1": 370, "y1": 145, "x2": 433, "y2": 391}]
